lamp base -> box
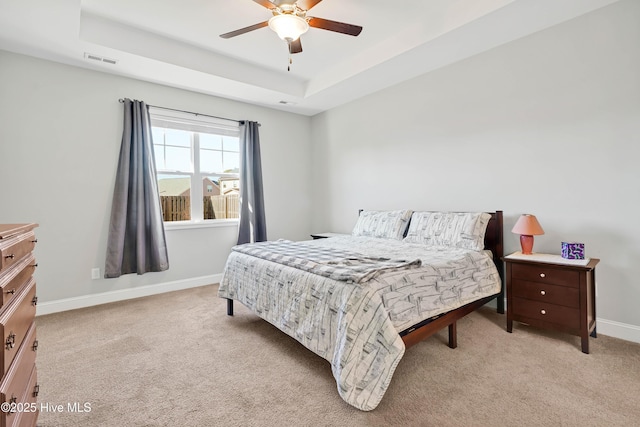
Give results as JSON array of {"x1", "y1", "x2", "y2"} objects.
[{"x1": 520, "y1": 235, "x2": 534, "y2": 254}]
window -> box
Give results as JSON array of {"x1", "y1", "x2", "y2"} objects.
[{"x1": 150, "y1": 107, "x2": 240, "y2": 224}]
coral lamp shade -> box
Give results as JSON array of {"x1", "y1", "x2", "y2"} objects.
[
  {"x1": 511, "y1": 214, "x2": 545, "y2": 236},
  {"x1": 512, "y1": 214, "x2": 544, "y2": 254}
]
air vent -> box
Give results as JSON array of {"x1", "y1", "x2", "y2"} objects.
[{"x1": 84, "y1": 52, "x2": 118, "y2": 65}]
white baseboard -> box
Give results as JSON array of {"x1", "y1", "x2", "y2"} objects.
[
  {"x1": 36, "y1": 274, "x2": 222, "y2": 316},
  {"x1": 484, "y1": 298, "x2": 640, "y2": 344},
  {"x1": 596, "y1": 318, "x2": 640, "y2": 344}
]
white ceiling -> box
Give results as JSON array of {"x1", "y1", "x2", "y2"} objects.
[{"x1": 0, "y1": 0, "x2": 619, "y2": 116}]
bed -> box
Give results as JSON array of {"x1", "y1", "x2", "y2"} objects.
[{"x1": 218, "y1": 210, "x2": 504, "y2": 411}]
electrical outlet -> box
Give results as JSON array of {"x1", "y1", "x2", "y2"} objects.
[{"x1": 91, "y1": 268, "x2": 101, "y2": 280}]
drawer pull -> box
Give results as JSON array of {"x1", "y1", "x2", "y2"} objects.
[
  {"x1": 540, "y1": 290, "x2": 546, "y2": 296},
  {"x1": 5, "y1": 332, "x2": 15, "y2": 350},
  {"x1": 32, "y1": 340, "x2": 39, "y2": 351},
  {"x1": 31, "y1": 263, "x2": 39, "y2": 268},
  {"x1": 541, "y1": 309, "x2": 546, "y2": 315},
  {"x1": 5, "y1": 289, "x2": 15, "y2": 295},
  {"x1": 31, "y1": 239, "x2": 38, "y2": 243},
  {"x1": 540, "y1": 273, "x2": 546, "y2": 278},
  {"x1": 4, "y1": 254, "x2": 15, "y2": 260},
  {"x1": 33, "y1": 383, "x2": 40, "y2": 397},
  {"x1": 32, "y1": 296, "x2": 38, "y2": 306}
]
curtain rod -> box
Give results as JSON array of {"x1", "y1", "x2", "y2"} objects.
[{"x1": 118, "y1": 98, "x2": 260, "y2": 126}]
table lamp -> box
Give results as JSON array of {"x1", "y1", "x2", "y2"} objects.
[{"x1": 511, "y1": 214, "x2": 544, "y2": 254}]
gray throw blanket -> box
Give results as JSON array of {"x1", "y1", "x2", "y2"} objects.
[{"x1": 232, "y1": 239, "x2": 422, "y2": 283}]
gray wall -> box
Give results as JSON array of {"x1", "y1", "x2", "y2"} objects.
[
  {"x1": 310, "y1": 0, "x2": 640, "y2": 339},
  {"x1": 0, "y1": 51, "x2": 312, "y2": 306}
]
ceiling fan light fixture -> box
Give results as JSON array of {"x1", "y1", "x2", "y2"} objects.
[{"x1": 268, "y1": 14, "x2": 309, "y2": 42}]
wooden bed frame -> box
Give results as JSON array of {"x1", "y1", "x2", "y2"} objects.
[{"x1": 225, "y1": 210, "x2": 504, "y2": 350}]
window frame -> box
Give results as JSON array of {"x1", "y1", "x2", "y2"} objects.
[{"x1": 149, "y1": 107, "x2": 241, "y2": 229}]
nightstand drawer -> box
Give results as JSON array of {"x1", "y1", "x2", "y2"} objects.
[
  {"x1": 511, "y1": 263, "x2": 579, "y2": 288},
  {"x1": 511, "y1": 280, "x2": 579, "y2": 308},
  {"x1": 506, "y1": 254, "x2": 599, "y2": 353},
  {"x1": 512, "y1": 297, "x2": 580, "y2": 329}
]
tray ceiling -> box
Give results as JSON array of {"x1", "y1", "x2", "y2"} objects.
[{"x1": 0, "y1": 0, "x2": 619, "y2": 115}]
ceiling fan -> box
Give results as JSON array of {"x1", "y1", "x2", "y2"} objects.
[{"x1": 220, "y1": 0, "x2": 362, "y2": 70}]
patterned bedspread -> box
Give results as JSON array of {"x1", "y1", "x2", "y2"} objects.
[
  {"x1": 232, "y1": 240, "x2": 422, "y2": 283},
  {"x1": 218, "y1": 236, "x2": 501, "y2": 411}
]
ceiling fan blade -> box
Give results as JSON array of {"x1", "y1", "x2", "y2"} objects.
[
  {"x1": 219, "y1": 21, "x2": 269, "y2": 39},
  {"x1": 296, "y1": 0, "x2": 323, "y2": 11},
  {"x1": 307, "y1": 17, "x2": 362, "y2": 36},
  {"x1": 252, "y1": 0, "x2": 277, "y2": 10},
  {"x1": 289, "y1": 38, "x2": 303, "y2": 54}
]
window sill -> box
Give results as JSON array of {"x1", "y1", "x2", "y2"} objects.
[{"x1": 163, "y1": 219, "x2": 239, "y2": 231}]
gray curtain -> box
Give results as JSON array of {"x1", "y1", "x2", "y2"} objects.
[
  {"x1": 237, "y1": 121, "x2": 267, "y2": 244},
  {"x1": 105, "y1": 99, "x2": 169, "y2": 278}
]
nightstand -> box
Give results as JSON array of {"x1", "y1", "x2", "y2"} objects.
[
  {"x1": 504, "y1": 252, "x2": 599, "y2": 353},
  {"x1": 310, "y1": 233, "x2": 349, "y2": 239}
]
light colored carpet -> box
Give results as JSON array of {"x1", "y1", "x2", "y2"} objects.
[{"x1": 34, "y1": 284, "x2": 640, "y2": 427}]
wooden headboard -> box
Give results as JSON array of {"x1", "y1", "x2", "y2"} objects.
[
  {"x1": 485, "y1": 211, "x2": 504, "y2": 268},
  {"x1": 484, "y1": 210, "x2": 504, "y2": 313}
]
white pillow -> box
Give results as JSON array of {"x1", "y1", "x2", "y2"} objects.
[
  {"x1": 352, "y1": 210, "x2": 413, "y2": 240},
  {"x1": 403, "y1": 212, "x2": 491, "y2": 250}
]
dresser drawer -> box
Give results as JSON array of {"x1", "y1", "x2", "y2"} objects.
[
  {"x1": 12, "y1": 366, "x2": 38, "y2": 427},
  {"x1": 0, "y1": 325, "x2": 38, "y2": 427},
  {"x1": 0, "y1": 279, "x2": 37, "y2": 375},
  {"x1": 0, "y1": 232, "x2": 36, "y2": 274},
  {"x1": 511, "y1": 263, "x2": 579, "y2": 288},
  {"x1": 511, "y1": 279, "x2": 579, "y2": 308},
  {"x1": 0, "y1": 254, "x2": 37, "y2": 310},
  {"x1": 512, "y1": 297, "x2": 580, "y2": 329}
]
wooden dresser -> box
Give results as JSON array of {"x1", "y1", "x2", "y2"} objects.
[
  {"x1": 505, "y1": 252, "x2": 599, "y2": 354},
  {"x1": 0, "y1": 224, "x2": 39, "y2": 427}
]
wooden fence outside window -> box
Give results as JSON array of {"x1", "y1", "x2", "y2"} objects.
[{"x1": 160, "y1": 195, "x2": 239, "y2": 221}]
